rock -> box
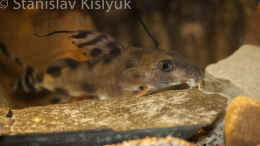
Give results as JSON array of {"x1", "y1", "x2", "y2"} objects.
[
  {"x1": 198, "y1": 45, "x2": 260, "y2": 145},
  {"x1": 197, "y1": 45, "x2": 260, "y2": 145},
  {"x1": 0, "y1": 89, "x2": 227, "y2": 135},
  {"x1": 199, "y1": 73, "x2": 246, "y2": 101},
  {"x1": 205, "y1": 45, "x2": 260, "y2": 100},
  {"x1": 108, "y1": 136, "x2": 195, "y2": 146},
  {"x1": 225, "y1": 96, "x2": 260, "y2": 146},
  {"x1": 196, "y1": 118, "x2": 225, "y2": 146}
]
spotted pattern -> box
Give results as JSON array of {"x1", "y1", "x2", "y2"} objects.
[
  {"x1": 77, "y1": 35, "x2": 107, "y2": 48},
  {"x1": 0, "y1": 43, "x2": 10, "y2": 56},
  {"x1": 63, "y1": 58, "x2": 80, "y2": 69},
  {"x1": 46, "y1": 66, "x2": 62, "y2": 77},
  {"x1": 90, "y1": 48, "x2": 102, "y2": 57}
]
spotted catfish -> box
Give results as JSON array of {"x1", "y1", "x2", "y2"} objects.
[{"x1": 0, "y1": 30, "x2": 204, "y2": 104}]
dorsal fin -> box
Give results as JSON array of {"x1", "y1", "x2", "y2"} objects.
[{"x1": 35, "y1": 30, "x2": 124, "y2": 63}]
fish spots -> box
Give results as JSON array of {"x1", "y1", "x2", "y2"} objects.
[
  {"x1": 139, "y1": 86, "x2": 145, "y2": 91},
  {"x1": 90, "y1": 48, "x2": 102, "y2": 57},
  {"x1": 46, "y1": 59, "x2": 80, "y2": 78},
  {"x1": 26, "y1": 66, "x2": 35, "y2": 75},
  {"x1": 103, "y1": 57, "x2": 113, "y2": 64},
  {"x1": 25, "y1": 76, "x2": 33, "y2": 89},
  {"x1": 68, "y1": 31, "x2": 123, "y2": 65},
  {"x1": 6, "y1": 109, "x2": 13, "y2": 118},
  {"x1": 102, "y1": 43, "x2": 122, "y2": 64},
  {"x1": 80, "y1": 82, "x2": 96, "y2": 93},
  {"x1": 110, "y1": 46, "x2": 121, "y2": 57},
  {"x1": 133, "y1": 73, "x2": 141, "y2": 79},
  {"x1": 15, "y1": 58, "x2": 23, "y2": 66},
  {"x1": 85, "y1": 60, "x2": 99, "y2": 70},
  {"x1": 0, "y1": 42, "x2": 10, "y2": 56},
  {"x1": 55, "y1": 88, "x2": 69, "y2": 95},
  {"x1": 25, "y1": 70, "x2": 35, "y2": 90},
  {"x1": 50, "y1": 97, "x2": 61, "y2": 104},
  {"x1": 16, "y1": 78, "x2": 24, "y2": 91},
  {"x1": 63, "y1": 58, "x2": 80, "y2": 69},
  {"x1": 47, "y1": 66, "x2": 62, "y2": 77},
  {"x1": 77, "y1": 35, "x2": 107, "y2": 48},
  {"x1": 125, "y1": 59, "x2": 137, "y2": 69},
  {"x1": 71, "y1": 31, "x2": 93, "y2": 39},
  {"x1": 36, "y1": 73, "x2": 44, "y2": 82},
  {"x1": 108, "y1": 43, "x2": 121, "y2": 57}
]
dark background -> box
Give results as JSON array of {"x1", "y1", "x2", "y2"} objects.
[{"x1": 0, "y1": 0, "x2": 259, "y2": 69}]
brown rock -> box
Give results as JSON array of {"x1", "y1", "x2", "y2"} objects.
[
  {"x1": 108, "y1": 136, "x2": 195, "y2": 146},
  {"x1": 225, "y1": 96, "x2": 260, "y2": 146},
  {"x1": 0, "y1": 89, "x2": 227, "y2": 135}
]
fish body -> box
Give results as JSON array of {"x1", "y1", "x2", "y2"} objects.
[{"x1": 0, "y1": 30, "x2": 204, "y2": 104}]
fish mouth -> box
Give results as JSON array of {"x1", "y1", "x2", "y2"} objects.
[
  {"x1": 144, "y1": 79, "x2": 201, "y2": 96},
  {"x1": 185, "y1": 79, "x2": 200, "y2": 88},
  {"x1": 161, "y1": 79, "x2": 200, "y2": 89}
]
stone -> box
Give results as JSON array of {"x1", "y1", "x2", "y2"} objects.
[
  {"x1": 0, "y1": 89, "x2": 227, "y2": 136},
  {"x1": 196, "y1": 118, "x2": 225, "y2": 146},
  {"x1": 108, "y1": 136, "x2": 195, "y2": 146},
  {"x1": 197, "y1": 45, "x2": 260, "y2": 145},
  {"x1": 199, "y1": 73, "x2": 246, "y2": 101},
  {"x1": 225, "y1": 96, "x2": 260, "y2": 146},
  {"x1": 205, "y1": 45, "x2": 260, "y2": 100},
  {"x1": 198, "y1": 45, "x2": 260, "y2": 145}
]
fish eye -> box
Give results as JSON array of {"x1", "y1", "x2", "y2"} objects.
[{"x1": 158, "y1": 60, "x2": 174, "y2": 72}]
